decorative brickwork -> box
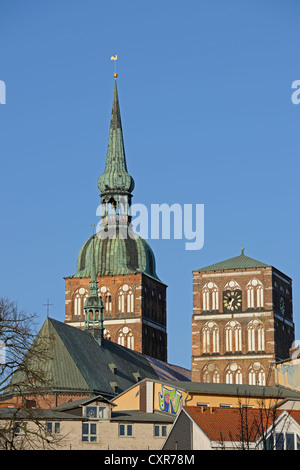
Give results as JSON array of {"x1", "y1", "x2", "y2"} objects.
[
  {"x1": 191, "y1": 254, "x2": 295, "y2": 386},
  {"x1": 65, "y1": 273, "x2": 167, "y2": 361}
]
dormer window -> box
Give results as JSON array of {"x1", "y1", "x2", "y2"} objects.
[{"x1": 85, "y1": 405, "x2": 108, "y2": 420}]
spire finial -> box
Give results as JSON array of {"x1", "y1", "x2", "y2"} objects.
[
  {"x1": 111, "y1": 54, "x2": 118, "y2": 78},
  {"x1": 241, "y1": 246, "x2": 245, "y2": 255}
]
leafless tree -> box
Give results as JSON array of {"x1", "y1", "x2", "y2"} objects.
[
  {"x1": 0, "y1": 297, "x2": 62, "y2": 449},
  {"x1": 217, "y1": 389, "x2": 292, "y2": 450}
]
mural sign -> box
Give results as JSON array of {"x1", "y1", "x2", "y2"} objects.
[
  {"x1": 158, "y1": 385, "x2": 183, "y2": 415},
  {"x1": 277, "y1": 364, "x2": 300, "y2": 390}
]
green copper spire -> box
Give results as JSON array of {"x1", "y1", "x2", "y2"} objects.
[
  {"x1": 97, "y1": 77, "x2": 135, "y2": 197},
  {"x1": 84, "y1": 235, "x2": 104, "y2": 342},
  {"x1": 88, "y1": 235, "x2": 98, "y2": 297}
]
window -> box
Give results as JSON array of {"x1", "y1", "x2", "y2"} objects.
[
  {"x1": 86, "y1": 405, "x2": 107, "y2": 419},
  {"x1": 275, "y1": 433, "x2": 284, "y2": 450},
  {"x1": 248, "y1": 363, "x2": 265, "y2": 385},
  {"x1": 98, "y1": 406, "x2": 107, "y2": 419},
  {"x1": 127, "y1": 290, "x2": 134, "y2": 313},
  {"x1": 117, "y1": 327, "x2": 134, "y2": 350},
  {"x1": 46, "y1": 422, "x2": 60, "y2": 434},
  {"x1": 247, "y1": 279, "x2": 264, "y2": 309},
  {"x1": 127, "y1": 332, "x2": 134, "y2": 350},
  {"x1": 225, "y1": 363, "x2": 243, "y2": 385},
  {"x1": 13, "y1": 422, "x2": 27, "y2": 435},
  {"x1": 225, "y1": 321, "x2": 242, "y2": 352},
  {"x1": 202, "y1": 282, "x2": 219, "y2": 311},
  {"x1": 86, "y1": 406, "x2": 98, "y2": 419},
  {"x1": 264, "y1": 432, "x2": 300, "y2": 450},
  {"x1": 202, "y1": 321, "x2": 219, "y2": 354},
  {"x1": 82, "y1": 422, "x2": 97, "y2": 442},
  {"x1": 105, "y1": 294, "x2": 112, "y2": 312},
  {"x1": 154, "y1": 425, "x2": 167, "y2": 437},
  {"x1": 74, "y1": 288, "x2": 89, "y2": 316},
  {"x1": 119, "y1": 424, "x2": 133, "y2": 437},
  {"x1": 117, "y1": 332, "x2": 125, "y2": 346},
  {"x1": 286, "y1": 433, "x2": 295, "y2": 450},
  {"x1": 247, "y1": 320, "x2": 265, "y2": 352},
  {"x1": 118, "y1": 291, "x2": 125, "y2": 312}
]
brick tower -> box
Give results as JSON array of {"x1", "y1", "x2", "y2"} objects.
[
  {"x1": 64, "y1": 75, "x2": 167, "y2": 361},
  {"x1": 191, "y1": 248, "x2": 294, "y2": 386}
]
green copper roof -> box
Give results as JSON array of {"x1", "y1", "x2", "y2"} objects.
[
  {"x1": 71, "y1": 229, "x2": 160, "y2": 281},
  {"x1": 6, "y1": 318, "x2": 189, "y2": 398},
  {"x1": 195, "y1": 248, "x2": 270, "y2": 272},
  {"x1": 97, "y1": 79, "x2": 134, "y2": 196}
]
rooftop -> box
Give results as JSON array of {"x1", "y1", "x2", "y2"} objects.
[{"x1": 194, "y1": 248, "x2": 270, "y2": 272}]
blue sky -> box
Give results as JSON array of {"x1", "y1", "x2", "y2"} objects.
[{"x1": 0, "y1": 0, "x2": 299, "y2": 370}]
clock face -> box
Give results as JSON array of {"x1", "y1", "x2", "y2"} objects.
[
  {"x1": 223, "y1": 290, "x2": 242, "y2": 312},
  {"x1": 280, "y1": 296, "x2": 286, "y2": 315}
]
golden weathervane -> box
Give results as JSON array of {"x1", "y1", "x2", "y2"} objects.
[{"x1": 111, "y1": 54, "x2": 118, "y2": 78}]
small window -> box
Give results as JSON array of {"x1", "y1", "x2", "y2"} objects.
[
  {"x1": 14, "y1": 422, "x2": 27, "y2": 435},
  {"x1": 286, "y1": 433, "x2": 295, "y2": 450},
  {"x1": 119, "y1": 424, "x2": 133, "y2": 437},
  {"x1": 275, "y1": 433, "x2": 284, "y2": 450},
  {"x1": 98, "y1": 406, "x2": 107, "y2": 419},
  {"x1": 46, "y1": 422, "x2": 61, "y2": 434},
  {"x1": 86, "y1": 405, "x2": 107, "y2": 419},
  {"x1": 154, "y1": 425, "x2": 167, "y2": 437},
  {"x1": 86, "y1": 406, "x2": 98, "y2": 419},
  {"x1": 82, "y1": 422, "x2": 97, "y2": 442}
]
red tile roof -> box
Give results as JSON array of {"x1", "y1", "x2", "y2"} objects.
[{"x1": 184, "y1": 406, "x2": 286, "y2": 443}]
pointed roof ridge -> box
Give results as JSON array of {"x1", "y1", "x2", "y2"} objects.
[
  {"x1": 6, "y1": 317, "x2": 190, "y2": 399},
  {"x1": 194, "y1": 248, "x2": 270, "y2": 272},
  {"x1": 97, "y1": 77, "x2": 135, "y2": 195}
]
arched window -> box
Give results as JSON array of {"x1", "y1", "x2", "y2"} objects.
[
  {"x1": 247, "y1": 320, "x2": 265, "y2": 352},
  {"x1": 104, "y1": 329, "x2": 111, "y2": 340},
  {"x1": 202, "y1": 321, "x2": 219, "y2": 354},
  {"x1": 105, "y1": 294, "x2": 112, "y2": 312},
  {"x1": 118, "y1": 291, "x2": 125, "y2": 312},
  {"x1": 117, "y1": 327, "x2": 134, "y2": 351},
  {"x1": 118, "y1": 285, "x2": 134, "y2": 314},
  {"x1": 74, "y1": 294, "x2": 81, "y2": 316},
  {"x1": 117, "y1": 332, "x2": 125, "y2": 346},
  {"x1": 225, "y1": 363, "x2": 243, "y2": 385},
  {"x1": 248, "y1": 362, "x2": 265, "y2": 386},
  {"x1": 127, "y1": 290, "x2": 134, "y2": 313},
  {"x1": 74, "y1": 288, "x2": 89, "y2": 316},
  {"x1": 202, "y1": 363, "x2": 220, "y2": 383},
  {"x1": 202, "y1": 282, "x2": 219, "y2": 312},
  {"x1": 127, "y1": 332, "x2": 134, "y2": 350},
  {"x1": 225, "y1": 321, "x2": 242, "y2": 352},
  {"x1": 203, "y1": 288, "x2": 210, "y2": 311},
  {"x1": 247, "y1": 279, "x2": 264, "y2": 309}
]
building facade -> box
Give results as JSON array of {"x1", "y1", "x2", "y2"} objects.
[
  {"x1": 191, "y1": 249, "x2": 295, "y2": 386},
  {"x1": 64, "y1": 76, "x2": 167, "y2": 361}
]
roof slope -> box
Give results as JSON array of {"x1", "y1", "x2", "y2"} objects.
[
  {"x1": 7, "y1": 318, "x2": 190, "y2": 398},
  {"x1": 184, "y1": 406, "x2": 267, "y2": 443},
  {"x1": 195, "y1": 249, "x2": 270, "y2": 272}
]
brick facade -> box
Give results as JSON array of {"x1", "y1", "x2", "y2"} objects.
[
  {"x1": 65, "y1": 273, "x2": 167, "y2": 362},
  {"x1": 191, "y1": 265, "x2": 294, "y2": 386}
]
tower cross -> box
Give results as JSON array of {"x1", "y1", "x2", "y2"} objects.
[{"x1": 43, "y1": 299, "x2": 53, "y2": 317}]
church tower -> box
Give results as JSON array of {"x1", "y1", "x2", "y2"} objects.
[
  {"x1": 64, "y1": 75, "x2": 167, "y2": 362},
  {"x1": 191, "y1": 249, "x2": 295, "y2": 386}
]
